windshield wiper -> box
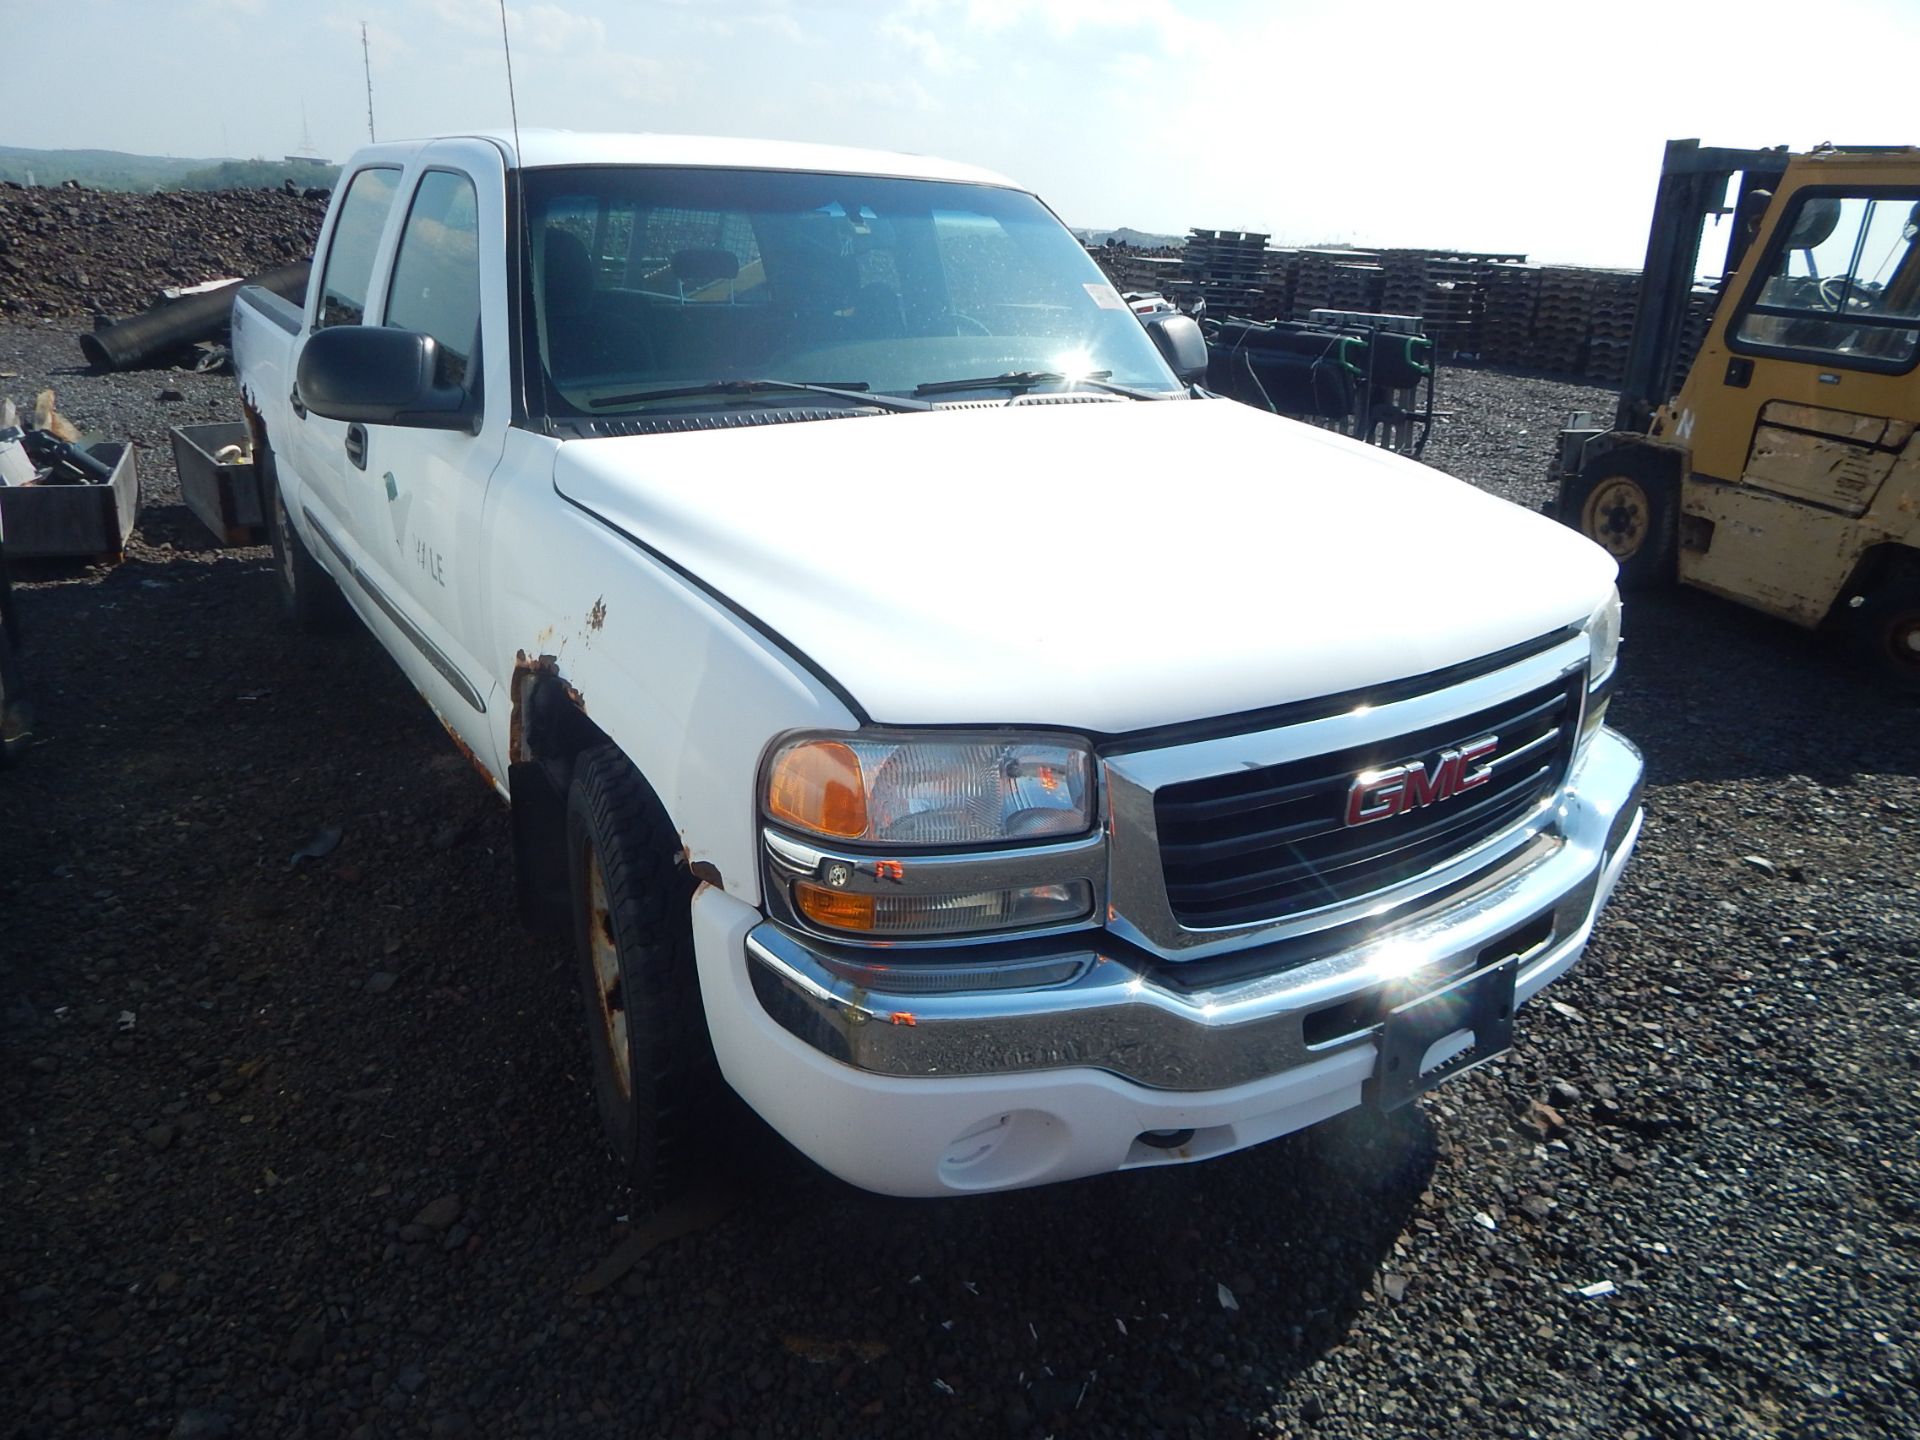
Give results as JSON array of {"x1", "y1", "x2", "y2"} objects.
[
  {"x1": 588, "y1": 378, "x2": 930, "y2": 412},
  {"x1": 911, "y1": 369, "x2": 1173, "y2": 401}
]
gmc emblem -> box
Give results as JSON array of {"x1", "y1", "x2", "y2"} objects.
[{"x1": 1344, "y1": 735, "x2": 1499, "y2": 827}]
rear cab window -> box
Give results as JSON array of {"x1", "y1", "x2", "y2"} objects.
[
  {"x1": 315, "y1": 166, "x2": 401, "y2": 330},
  {"x1": 1732, "y1": 189, "x2": 1920, "y2": 373}
]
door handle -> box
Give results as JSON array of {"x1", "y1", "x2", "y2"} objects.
[
  {"x1": 344, "y1": 423, "x2": 368, "y2": 470},
  {"x1": 290, "y1": 387, "x2": 307, "y2": 419}
]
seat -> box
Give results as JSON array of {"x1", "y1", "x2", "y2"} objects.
[{"x1": 542, "y1": 227, "x2": 652, "y2": 382}]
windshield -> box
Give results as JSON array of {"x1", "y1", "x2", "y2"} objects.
[{"x1": 522, "y1": 166, "x2": 1182, "y2": 415}]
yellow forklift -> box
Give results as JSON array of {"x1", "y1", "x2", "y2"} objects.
[{"x1": 1555, "y1": 139, "x2": 1920, "y2": 690}]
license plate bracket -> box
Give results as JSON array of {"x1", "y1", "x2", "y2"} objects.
[{"x1": 1368, "y1": 957, "x2": 1519, "y2": 1110}]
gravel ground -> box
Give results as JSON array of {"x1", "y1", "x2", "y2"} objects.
[{"x1": 3, "y1": 330, "x2": 1918, "y2": 1440}]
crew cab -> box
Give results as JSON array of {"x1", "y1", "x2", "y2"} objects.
[{"x1": 231, "y1": 131, "x2": 1643, "y2": 1201}]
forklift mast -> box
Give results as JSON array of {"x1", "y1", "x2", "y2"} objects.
[{"x1": 1617, "y1": 139, "x2": 1790, "y2": 435}]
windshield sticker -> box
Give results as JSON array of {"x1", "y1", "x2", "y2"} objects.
[{"x1": 1084, "y1": 282, "x2": 1127, "y2": 311}]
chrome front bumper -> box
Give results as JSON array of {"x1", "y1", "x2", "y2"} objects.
[{"x1": 746, "y1": 727, "x2": 1642, "y2": 1092}]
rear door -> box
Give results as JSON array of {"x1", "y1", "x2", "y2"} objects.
[
  {"x1": 285, "y1": 164, "x2": 403, "y2": 561},
  {"x1": 342, "y1": 141, "x2": 508, "y2": 765}
]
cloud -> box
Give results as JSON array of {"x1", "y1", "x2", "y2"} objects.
[
  {"x1": 680, "y1": 1, "x2": 804, "y2": 44},
  {"x1": 880, "y1": 16, "x2": 974, "y2": 73},
  {"x1": 958, "y1": 0, "x2": 1217, "y2": 55},
  {"x1": 806, "y1": 76, "x2": 940, "y2": 117},
  {"x1": 514, "y1": 1, "x2": 608, "y2": 53},
  {"x1": 416, "y1": 0, "x2": 500, "y2": 39}
]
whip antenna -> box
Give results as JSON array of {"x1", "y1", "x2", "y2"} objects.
[
  {"x1": 497, "y1": 0, "x2": 537, "y2": 428},
  {"x1": 498, "y1": 0, "x2": 522, "y2": 154},
  {"x1": 361, "y1": 22, "x2": 376, "y2": 142}
]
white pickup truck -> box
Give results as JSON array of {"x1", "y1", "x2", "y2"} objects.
[{"x1": 231, "y1": 131, "x2": 1643, "y2": 1201}]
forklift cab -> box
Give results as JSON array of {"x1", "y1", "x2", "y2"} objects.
[{"x1": 1558, "y1": 143, "x2": 1920, "y2": 691}]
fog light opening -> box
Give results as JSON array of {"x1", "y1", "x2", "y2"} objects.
[{"x1": 1135, "y1": 1128, "x2": 1195, "y2": 1151}]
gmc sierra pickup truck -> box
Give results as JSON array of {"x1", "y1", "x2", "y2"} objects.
[{"x1": 231, "y1": 131, "x2": 1643, "y2": 1201}]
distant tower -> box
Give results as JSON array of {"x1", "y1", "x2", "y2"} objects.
[{"x1": 284, "y1": 101, "x2": 331, "y2": 169}]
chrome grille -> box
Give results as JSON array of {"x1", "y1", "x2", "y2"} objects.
[{"x1": 1154, "y1": 675, "x2": 1580, "y2": 929}]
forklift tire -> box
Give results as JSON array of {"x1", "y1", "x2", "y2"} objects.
[
  {"x1": 261, "y1": 440, "x2": 351, "y2": 634},
  {"x1": 1566, "y1": 452, "x2": 1678, "y2": 590},
  {"x1": 1847, "y1": 574, "x2": 1920, "y2": 695}
]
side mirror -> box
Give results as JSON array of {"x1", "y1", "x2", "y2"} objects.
[
  {"x1": 296, "y1": 326, "x2": 473, "y2": 430},
  {"x1": 1142, "y1": 312, "x2": 1209, "y2": 386}
]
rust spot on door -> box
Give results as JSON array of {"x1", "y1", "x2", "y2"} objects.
[{"x1": 587, "y1": 597, "x2": 607, "y2": 632}]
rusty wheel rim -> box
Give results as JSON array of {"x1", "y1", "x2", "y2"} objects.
[
  {"x1": 586, "y1": 850, "x2": 632, "y2": 1101},
  {"x1": 1581, "y1": 476, "x2": 1650, "y2": 561}
]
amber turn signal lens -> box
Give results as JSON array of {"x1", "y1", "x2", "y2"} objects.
[
  {"x1": 766, "y1": 741, "x2": 869, "y2": 840},
  {"x1": 793, "y1": 882, "x2": 877, "y2": 932}
]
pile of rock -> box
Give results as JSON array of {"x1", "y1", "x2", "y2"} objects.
[{"x1": 0, "y1": 182, "x2": 327, "y2": 322}]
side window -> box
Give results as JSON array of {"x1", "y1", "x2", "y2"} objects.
[
  {"x1": 384, "y1": 170, "x2": 482, "y2": 390},
  {"x1": 1734, "y1": 192, "x2": 1920, "y2": 369},
  {"x1": 316, "y1": 167, "x2": 401, "y2": 329}
]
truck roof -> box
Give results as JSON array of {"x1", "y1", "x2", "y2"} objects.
[{"x1": 349, "y1": 129, "x2": 1025, "y2": 190}]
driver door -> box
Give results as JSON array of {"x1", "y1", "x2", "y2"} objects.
[{"x1": 341, "y1": 144, "x2": 508, "y2": 771}]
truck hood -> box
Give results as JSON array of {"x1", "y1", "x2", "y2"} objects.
[{"x1": 552, "y1": 399, "x2": 1615, "y2": 733}]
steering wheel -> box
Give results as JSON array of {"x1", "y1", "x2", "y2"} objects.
[
  {"x1": 1816, "y1": 276, "x2": 1853, "y2": 312},
  {"x1": 938, "y1": 311, "x2": 992, "y2": 337}
]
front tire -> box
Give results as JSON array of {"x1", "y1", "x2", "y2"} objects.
[
  {"x1": 261, "y1": 440, "x2": 350, "y2": 633},
  {"x1": 1848, "y1": 572, "x2": 1920, "y2": 695},
  {"x1": 1565, "y1": 449, "x2": 1678, "y2": 590},
  {"x1": 565, "y1": 745, "x2": 712, "y2": 1205}
]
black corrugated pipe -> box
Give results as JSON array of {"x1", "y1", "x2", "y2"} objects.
[{"x1": 78, "y1": 263, "x2": 310, "y2": 372}]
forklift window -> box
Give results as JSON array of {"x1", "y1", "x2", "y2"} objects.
[{"x1": 1733, "y1": 191, "x2": 1920, "y2": 371}]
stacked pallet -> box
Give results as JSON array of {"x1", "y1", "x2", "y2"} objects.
[
  {"x1": 1251, "y1": 250, "x2": 1300, "y2": 322},
  {"x1": 1424, "y1": 256, "x2": 1490, "y2": 354},
  {"x1": 1530, "y1": 268, "x2": 1598, "y2": 374},
  {"x1": 1584, "y1": 269, "x2": 1641, "y2": 385},
  {"x1": 1420, "y1": 281, "x2": 1483, "y2": 354},
  {"x1": 1378, "y1": 250, "x2": 1431, "y2": 316},
  {"x1": 1087, "y1": 244, "x2": 1184, "y2": 297},
  {"x1": 1290, "y1": 249, "x2": 1373, "y2": 321},
  {"x1": 1327, "y1": 263, "x2": 1383, "y2": 313},
  {"x1": 1163, "y1": 228, "x2": 1722, "y2": 384},
  {"x1": 1481, "y1": 263, "x2": 1540, "y2": 367},
  {"x1": 1183, "y1": 229, "x2": 1272, "y2": 318}
]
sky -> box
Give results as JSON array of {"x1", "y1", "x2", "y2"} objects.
[{"x1": 4, "y1": 0, "x2": 1917, "y2": 268}]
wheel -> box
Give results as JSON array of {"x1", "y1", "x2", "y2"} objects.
[
  {"x1": 0, "y1": 623, "x2": 30, "y2": 768},
  {"x1": 566, "y1": 744, "x2": 713, "y2": 1204},
  {"x1": 1847, "y1": 573, "x2": 1920, "y2": 694},
  {"x1": 1565, "y1": 449, "x2": 1678, "y2": 590},
  {"x1": 261, "y1": 439, "x2": 351, "y2": 633},
  {"x1": 937, "y1": 310, "x2": 993, "y2": 337}
]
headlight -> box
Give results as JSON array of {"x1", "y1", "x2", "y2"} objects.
[
  {"x1": 765, "y1": 733, "x2": 1095, "y2": 847},
  {"x1": 1580, "y1": 588, "x2": 1622, "y2": 746},
  {"x1": 1585, "y1": 588, "x2": 1622, "y2": 688}
]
